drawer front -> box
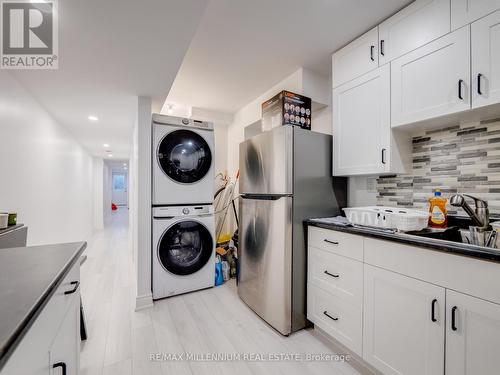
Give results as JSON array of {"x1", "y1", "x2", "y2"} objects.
[
  {"x1": 51, "y1": 261, "x2": 81, "y2": 325},
  {"x1": 308, "y1": 226, "x2": 363, "y2": 261},
  {"x1": 308, "y1": 247, "x2": 363, "y2": 306},
  {"x1": 307, "y1": 284, "x2": 363, "y2": 356}
]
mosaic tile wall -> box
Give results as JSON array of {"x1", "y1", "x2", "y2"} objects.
[{"x1": 377, "y1": 118, "x2": 500, "y2": 215}]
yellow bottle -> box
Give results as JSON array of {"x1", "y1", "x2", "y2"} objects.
[{"x1": 428, "y1": 189, "x2": 448, "y2": 228}]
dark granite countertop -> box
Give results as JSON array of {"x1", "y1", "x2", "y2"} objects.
[
  {"x1": 0, "y1": 242, "x2": 87, "y2": 370},
  {"x1": 0, "y1": 224, "x2": 24, "y2": 236},
  {"x1": 306, "y1": 219, "x2": 500, "y2": 263}
]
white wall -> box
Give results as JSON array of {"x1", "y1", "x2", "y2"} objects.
[
  {"x1": 129, "y1": 96, "x2": 153, "y2": 310},
  {"x1": 103, "y1": 162, "x2": 112, "y2": 226},
  {"x1": 0, "y1": 72, "x2": 94, "y2": 245},
  {"x1": 93, "y1": 157, "x2": 104, "y2": 230}
]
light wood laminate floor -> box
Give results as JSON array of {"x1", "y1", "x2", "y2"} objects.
[{"x1": 79, "y1": 208, "x2": 362, "y2": 375}]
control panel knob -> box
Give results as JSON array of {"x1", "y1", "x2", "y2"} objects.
[
  {"x1": 182, "y1": 118, "x2": 189, "y2": 125},
  {"x1": 182, "y1": 208, "x2": 190, "y2": 215}
]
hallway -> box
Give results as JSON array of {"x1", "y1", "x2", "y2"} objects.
[{"x1": 79, "y1": 208, "x2": 363, "y2": 375}]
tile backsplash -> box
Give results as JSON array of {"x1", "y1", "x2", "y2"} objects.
[{"x1": 377, "y1": 118, "x2": 500, "y2": 215}]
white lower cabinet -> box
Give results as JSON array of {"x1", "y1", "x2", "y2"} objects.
[
  {"x1": 1, "y1": 263, "x2": 81, "y2": 375},
  {"x1": 307, "y1": 227, "x2": 500, "y2": 375},
  {"x1": 49, "y1": 296, "x2": 80, "y2": 375},
  {"x1": 363, "y1": 264, "x2": 445, "y2": 375},
  {"x1": 446, "y1": 290, "x2": 500, "y2": 375}
]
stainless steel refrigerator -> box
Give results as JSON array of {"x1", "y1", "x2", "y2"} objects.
[{"x1": 238, "y1": 125, "x2": 347, "y2": 335}]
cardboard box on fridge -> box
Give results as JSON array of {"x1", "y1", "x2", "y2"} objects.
[{"x1": 261, "y1": 90, "x2": 312, "y2": 132}]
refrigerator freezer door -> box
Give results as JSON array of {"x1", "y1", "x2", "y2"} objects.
[
  {"x1": 239, "y1": 126, "x2": 293, "y2": 195},
  {"x1": 238, "y1": 195, "x2": 293, "y2": 335}
]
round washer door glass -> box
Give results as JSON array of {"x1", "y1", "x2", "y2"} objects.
[
  {"x1": 157, "y1": 129, "x2": 212, "y2": 184},
  {"x1": 158, "y1": 220, "x2": 213, "y2": 276}
]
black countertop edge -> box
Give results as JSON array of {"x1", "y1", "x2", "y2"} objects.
[
  {"x1": 0, "y1": 224, "x2": 24, "y2": 236},
  {"x1": 306, "y1": 221, "x2": 500, "y2": 263},
  {"x1": 0, "y1": 241, "x2": 87, "y2": 370}
]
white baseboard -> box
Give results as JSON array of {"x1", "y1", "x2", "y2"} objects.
[{"x1": 135, "y1": 293, "x2": 154, "y2": 311}]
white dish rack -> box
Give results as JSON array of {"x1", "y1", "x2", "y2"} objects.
[{"x1": 343, "y1": 206, "x2": 429, "y2": 232}]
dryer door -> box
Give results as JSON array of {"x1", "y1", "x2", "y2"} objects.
[
  {"x1": 157, "y1": 129, "x2": 212, "y2": 184},
  {"x1": 158, "y1": 220, "x2": 213, "y2": 276}
]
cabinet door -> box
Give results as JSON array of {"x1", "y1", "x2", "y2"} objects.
[
  {"x1": 472, "y1": 9, "x2": 500, "y2": 109},
  {"x1": 363, "y1": 265, "x2": 445, "y2": 375},
  {"x1": 452, "y1": 0, "x2": 500, "y2": 30},
  {"x1": 391, "y1": 26, "x2": 471, "y2": 128},
  {"x1": 49, "y1": 297, "x2": 80, "y2": 375},
  {"x1": 332, "y1": 27, "x2": 378, "y2": 88},
  {"x1": 379, "y1": 0, "x2": 450, "y2": 65},
  {"x1": 446, "y1": 290, "x2": 500, "y2": 375},
  {"x1": 333, "y1": 65, "x2": 390, "y2": 176}
]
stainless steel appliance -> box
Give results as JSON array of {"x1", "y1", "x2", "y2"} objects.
[{"x1": 238, "y1": 126, "x2": 347, "y2": 335}]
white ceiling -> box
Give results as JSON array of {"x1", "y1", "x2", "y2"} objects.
[
  {"x1": 11, "y1": 0, "x2": 208, "y2": 159},
  {"x1": 166, "y1": 0, "x2": 412, "y2": 114}
]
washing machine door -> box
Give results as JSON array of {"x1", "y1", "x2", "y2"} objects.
[
  {"x1": 157, "y1": 129, "x2": 212, "y2": 184},
  {"x1": 158, "y1": 220, "x2": 213, "y2": 276}
]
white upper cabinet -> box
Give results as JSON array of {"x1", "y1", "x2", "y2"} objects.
[
  {"x1": 379, "y1": 0, "x2": 451, "y2": 65},
  {"x1": 391, "y1": 26, "x2": 471, "y2": 127},
  {"x1": 333, "y1": 65, "x2": 390, "y2": 176},
  {"x1": 363, "y1": 264, "x2": 446, "y2": 375},
  {"x1": 446, "y1": 290, "x2": 500, "y2": 375},
  {"x1": 332, "y1": 27, "x2": 378, "y2": 88},
  {"x1": 451, "y1": 0, "x2": 500, "y2": 30},
  {"x1": 472, "y1": 9, "x2": 500, "y2": 109}
]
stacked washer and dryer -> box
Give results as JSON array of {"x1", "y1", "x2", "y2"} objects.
[{"x1": 152, "y1": 114, "x2": 216, "y2": 300}]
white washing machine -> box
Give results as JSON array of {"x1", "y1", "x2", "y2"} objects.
[
  {"x1": 152, "y1": 114, "x2": 214, "y2": 205},
  {"x1": 152, "y1": 204, "x2": 215, "y2": 300}
]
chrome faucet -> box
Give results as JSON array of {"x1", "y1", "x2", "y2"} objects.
[{"x1": 449, "y1": 194, "x2": 490, "y2": 229}]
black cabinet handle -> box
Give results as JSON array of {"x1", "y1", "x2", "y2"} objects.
[
  {"x1": 64, "y1": 281, "x2": 80, "y2": 295},
  {"x1": 451, "y1": 306, "x2": 458, "y2": 331},
  {"x1": 431, "y1": 299, "x2": 438, "y2": 322},
  {"x1": 53, "y1": 362, "x2": 67, "y2": 375},
  {"x1": 323, "y1": 311, "x2": 339, "y2": 321},
  {"x1": 324, "y1": 270, "x2": 339, "y2": 278},
  {"x1": 324, "y1": 239, "x2": 339, "y2": 245},
  {"x1": 478, "y1": 73, "x2": 483, "y2": 95},
  {"x1": 380, "y1": 40, "x2": 385, "y2": 56},
  {"x1": 381, "y1": 148, "x2": 386, "y2": 164},
  {"x1": 370, "y1": 45, "x2": 375, "y2": 61},
  {"x1": 458, "y1": 79, "x2": 464, "y2": 100}
]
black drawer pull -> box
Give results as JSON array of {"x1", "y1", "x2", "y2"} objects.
[
  {"x1": 324, "y1": 270, "x2": 339, "y2": 278},
  {"x1": 458, "y1": 79, "x2": 464, "y2": 100},
  {"x1": 381, "y1": 148, "x2": 386, "y2": 164},
  {"x1": 370, "y1": 45, "x2": 375, "y2": 61},
  {"x1": 324, "y1": 239, "x2": 339, "y2": 245},
  {"x1": 477, "y1": 73, "x2": 483, "y2": 95},
  {"x1": 451, "y1": 306, "x2": 458, "y2": 331},
  {"x1": 380, "y1": 40, "x2": 385, "y2": 56},
  {"x1": 64, "y1": 281, "x2": 80, "y2": 295},
  {"x1": 53, "y1": 362, "x2": 67, "y2": 375},
  {"x1": 323, "y1": 311, "x2": 339, "y2": 321},
  {"x1": 431, "y1": 299, "x2": 438, "y2": 322}
]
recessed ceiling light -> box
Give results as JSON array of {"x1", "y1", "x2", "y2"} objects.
[
  {"x1": 108, "y1": 154, "x2": 113, "y2": 157},
  {"x1": 103, "y1": 143, "x2": 109, "y2": 148},
  {"x1": 88, "y1": 115, "x2": 99, "y2": 122},
  {"x1": 123, "y1": 163, "x2": 127, "y2": 166},
  {"x1": 124, "y1": 167, "x2": 128, "y2": 170}
]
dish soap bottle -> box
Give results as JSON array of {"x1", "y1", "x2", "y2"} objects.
[{"x1": 428, "y1": 189, "x2": 448, "y2": 228}]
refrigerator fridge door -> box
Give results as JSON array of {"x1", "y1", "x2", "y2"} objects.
[
  {"x1": 239, "y1": 126, "x2": 293, "y2": 195},
  {"x1": 238, "y1": 195, "x2": 293, "y2": 335}
]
